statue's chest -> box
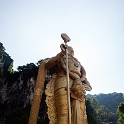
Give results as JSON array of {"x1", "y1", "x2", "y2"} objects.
[{"x1": 63, "y1": 57, "x2": 80, "y2": 68}]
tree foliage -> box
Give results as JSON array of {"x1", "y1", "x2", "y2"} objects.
[
  {"x1": 0, "y1": 42, "x2": 13, "y2": 76},
  {"x1": 17, "y1": 63, "x2": 38, "y2": 84},
  {"x1": 87, "y1": 97, "x2": 119, "y2": 124},
  {"x1": 117, "y1": 102, "x2": 124, "y2": 124},
  {"x1": 87, "y1": 93, "x2": 124, "y2": 113},
  {"x1": 86, "y1": 98, "x2": 98, "y2": 124}
]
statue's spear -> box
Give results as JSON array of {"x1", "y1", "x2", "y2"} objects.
[{"x1": 61, "y1": 33, "x2": 71, "y2": 124}]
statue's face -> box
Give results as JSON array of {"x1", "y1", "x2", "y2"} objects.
[{"x1": 68, "y1": 46, "x2": 74, "y2": 56}]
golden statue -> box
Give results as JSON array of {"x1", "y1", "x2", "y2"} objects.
[{"x1": 28, "y1": 34, "x2": 92, "y2": 124}]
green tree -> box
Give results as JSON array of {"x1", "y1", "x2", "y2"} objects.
[
  {"x1": 0, "y1": 42, "x2": 5, "y2": 60},
  {"x1": 88, "y1": 97, "x2": 118, "y2": 124},
  {"x1": 17, "y1": 63, "x2": 38, "y2": 85},
  {"x1": 2, "y1": 53, "x2": 13, "y2": 75},
  {"x1": 0, "y1": 42, "x2": 13, "y2": 76},
  {"x1": 91, "y1": 98, "x2": 100, "y2": 110},
  {"x1": 86, "y1": 98, "x2": 98, "y2": 124},
  {"x1": 0, "y1": 42, "x2": 5, "y2": 75},
  {"x1": 117, "y1": 102, "x2": 124, "y2": 124}
]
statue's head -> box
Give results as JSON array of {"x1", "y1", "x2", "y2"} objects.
[{"x1": 68, "y1": 46, "x2": 74, "y2": 57}]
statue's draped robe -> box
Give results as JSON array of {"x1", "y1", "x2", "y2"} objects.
[{"x1": 45, "y1": 74, "x2": 88, "y2": 124}]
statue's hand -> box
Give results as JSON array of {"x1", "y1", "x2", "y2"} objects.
[
  {"x1": 80, "y1": 77, "x2": 85, "y2": 82},
  {"x1": 60, "y1": 44, "x2": 66, "y2": 55}
]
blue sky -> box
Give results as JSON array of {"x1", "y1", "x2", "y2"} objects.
[{"x1": 0, "y1": 0, "x2": 124, "y2": 95}]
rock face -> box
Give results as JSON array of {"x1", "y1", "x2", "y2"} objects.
[
  {"x1": 0, "y1": 70, "x2": 52, "y2": 124},
  {"x1": 0, "y1": 77, "x2": 34, "y2": 107}
]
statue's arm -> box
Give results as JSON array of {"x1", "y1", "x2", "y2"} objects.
[
  {"x1": 45, "y1": 52, "x2": 64, "y2": 70},
  {"x1": 80, "y1": 65, "x2": 92, "y2": 91},
  {"x1": 80, "y1": 65, "x2": 86, "y2": 81}
]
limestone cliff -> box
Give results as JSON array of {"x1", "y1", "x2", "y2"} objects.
[{"x1": 0, "y1": 70, "x2": 52, "y2": 124}]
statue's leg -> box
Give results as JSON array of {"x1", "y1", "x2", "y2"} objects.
[
  {"x1": 71, "y1": 98, "x2": 88, "y2": 124},
  {"x1": 54, "y1": 88, "x2": 68, "y2": 124}
]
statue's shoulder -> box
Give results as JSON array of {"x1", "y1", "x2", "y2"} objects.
[
  {"x1": 73, "y1": 57, "x2": 80, "y2": 64},
  {"x1": 73, "y1": 57, "x2": 78, "y2": 62}
]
